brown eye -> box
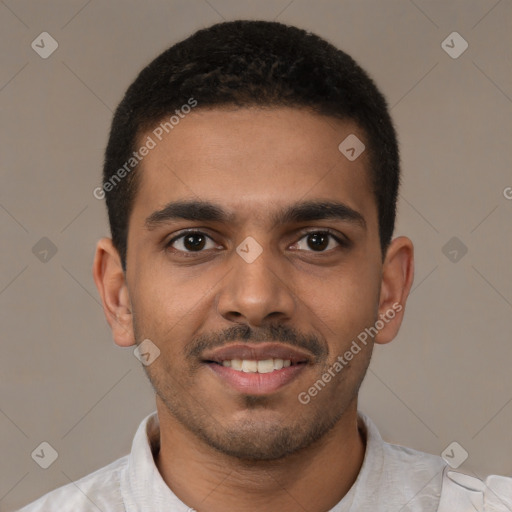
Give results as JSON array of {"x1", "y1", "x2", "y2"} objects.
[
  {"x1": 182, "y1": 233, "x2": 207, "y2": 251},
  {"x1": 293, "y1": 231, "x2": 344, "y2": 252},
  {"x1": 306, "y1": 232, "x2": 330, "y2": 251},
  {"x1": 166, "y1": 231, "x2": 217, "y2": 253}
]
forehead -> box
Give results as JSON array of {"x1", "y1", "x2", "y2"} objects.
[{"x1": 131, "y1": 107, "x2": 376, "y2": 229}]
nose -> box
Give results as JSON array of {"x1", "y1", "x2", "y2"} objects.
[{"x1": 216, "y1": 243, "x2": 296, "y2": 327}]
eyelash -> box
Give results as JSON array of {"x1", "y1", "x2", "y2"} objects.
[{"x1": 164, "y1": 228, "x2": 349, "y2": 255}]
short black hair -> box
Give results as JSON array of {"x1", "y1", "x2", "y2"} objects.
[{"x1": 103, "y1": 20, "x2": 400, "y2": 269}]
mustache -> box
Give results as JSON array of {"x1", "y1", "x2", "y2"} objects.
[{"x1": 187, "y1": 323, "x2": 328, "y2": 361}]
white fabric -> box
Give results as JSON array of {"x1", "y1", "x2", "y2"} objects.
[
  {"x1": 17, "y1": 410, "x2": 512, "y2": 511},
  {"x1": 437, "y1": 470, "x2": 512, "y2": 512}
]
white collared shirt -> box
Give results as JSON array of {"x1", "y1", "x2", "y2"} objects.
[{"x1": 17, "y1": 411, "x2": 512, "y2": 511}]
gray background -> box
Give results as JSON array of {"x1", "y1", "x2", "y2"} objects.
[{"x1": 1, "y1": 0, "x2": 511, "y2": 510}]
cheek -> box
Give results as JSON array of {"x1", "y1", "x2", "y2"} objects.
[
  {"x1": 134, "y1": 258, "x2": 193, "y2": 316},
  {"x1": 296, "y1": 257, "x2": 381, "y2": 344},
  {"x1": 130, "y1": 270, "x2": 177, "y2": 341},
  {"x1": 130, "y1": 265, "x2": 216, "y2": 355}
]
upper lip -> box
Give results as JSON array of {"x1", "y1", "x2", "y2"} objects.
[{"x1": 202, "y1": 343, "x2": 313, "y2": 364}]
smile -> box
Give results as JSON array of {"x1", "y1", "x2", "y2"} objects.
[
  {"x1": 215, "y1": 358, "x2": 293, "y2": 373},
  {"x1": 201, "y1": 342, "x2": 312, "y2": 394}
]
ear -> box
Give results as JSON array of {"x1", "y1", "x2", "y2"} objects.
[
  {"x1": 92, "y1": 238, "x2": 135, "y2": 347},
  {"x1": 374, "y1": 236, "x2": 414, "y2": 345}
]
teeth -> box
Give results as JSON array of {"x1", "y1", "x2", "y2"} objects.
[
  {"x1": 231, "y1": 359, "x2": 243, "y2": 371},
  {"x1": 242, "y1": 360, "x2": 258, "y2": 373},
  {"x1": 257, "y1": 359, "x2": 274, "y2": 373},
  {"x1": 219, "y1": 358, "x2": 294, "y2": 373}
]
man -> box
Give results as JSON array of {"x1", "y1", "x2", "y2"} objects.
[{"x1": 19, "y1": 20, "x2": 511, "y2": 512}]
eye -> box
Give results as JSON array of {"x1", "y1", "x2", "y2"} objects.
[
  {"x1": 292, "y1": 230, "x2": 346, "y2": 252},
  {"x1": 166, "y1": 231, "x2": 219, "y2": 253}
]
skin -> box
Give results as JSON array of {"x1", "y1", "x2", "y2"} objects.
[{"x1": 93, "y1": 107, "x2": 414, "y2": 512}]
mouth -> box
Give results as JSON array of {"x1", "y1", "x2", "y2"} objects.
[
  {"x1": 202, "y1": 343, "x2": 312, "y2": 395},
  {"x1": 209, "y1": 358, "x2": 298, "y2": 373}
]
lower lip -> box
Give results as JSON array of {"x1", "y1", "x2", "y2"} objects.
[{"x1": 205, "y1": 362, "x2": 307, "y2": 395}]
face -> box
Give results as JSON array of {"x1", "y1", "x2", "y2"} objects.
[{"x1": 106, "y1": 107, "x2": 404, "y2": 461}]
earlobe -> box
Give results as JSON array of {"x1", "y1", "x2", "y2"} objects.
[
  {"x1": 92, "y1": 238, "x2": 135, "y2": 347},
  {"x1": 374, "y1": 236, "x2": 414, "y2": 345}
]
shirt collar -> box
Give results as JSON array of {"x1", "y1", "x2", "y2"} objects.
[
  {"x1": 119, "y1": 410, "x2": 383, "y2": 512},
  {"x1": 327, "y1": 411, "x2": 385, "y2": 511},
  {"x1": 120, "y1": 411, "x2": 190, "y2": 512}
]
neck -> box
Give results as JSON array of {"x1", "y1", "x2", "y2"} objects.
[{"x1": 154, "y1": 398, "x2": 366, "y2": 512}]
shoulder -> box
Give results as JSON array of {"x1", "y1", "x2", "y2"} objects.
[
  {"x1": 380, "y1": 440, "x2": 447, "y2": 505},
  {"x1": 382, "y1": 439, "x2": 447, "y2": 471},
  {"x1": 17, "y1": 455, "x2": 128, "y2": 512},
  {"x1": 356, "y1": 413, "x2": 447, "y2": 510},
  {"x1": 377, "y1": 438, "x2": 512, "y2": 511},
  {"x1": 358, "y1": 412, "x2": 446, "y2": 478}
]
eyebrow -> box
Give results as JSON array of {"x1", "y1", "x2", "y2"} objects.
[{"x1": 144, "y1": 199, "x2": 366, "y2": 231}]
